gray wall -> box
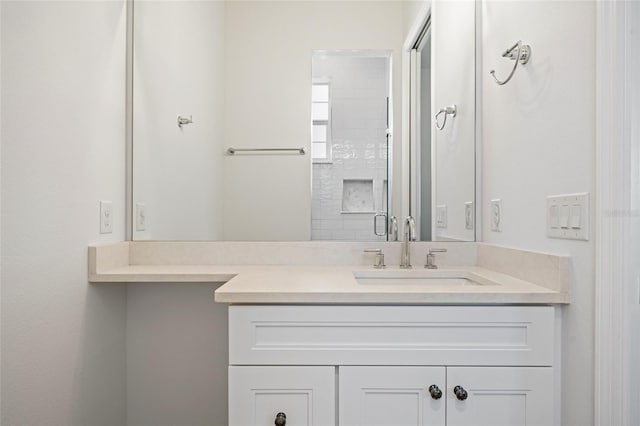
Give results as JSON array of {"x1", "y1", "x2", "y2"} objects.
[{"x1": 126, "y1": 284, "x2": 228, "y2": 426}]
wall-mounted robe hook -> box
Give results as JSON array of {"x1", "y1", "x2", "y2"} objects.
[
  {"x1": 177, "y1": 115, "x2": 193, "y2": 128},
  {"x1": 434, "y1": 105, "x2": 457, "y2": 130},
  {"x1": 490, "y1": 40, "x2": 531, "y2": 86}
]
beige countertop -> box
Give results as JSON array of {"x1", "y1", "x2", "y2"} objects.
[
  {"x1": 89, "y1": 264, "x2": 240, "y2": 283},
  {"x1": 88, "y1": 242, "x2": 570, "y2": 305},
  {"x1": 90, "y1": 263, "x2": 567, "y2": 304},
  {"x1": 213, "y1": 265, "x2": 567, "y2": 304}
]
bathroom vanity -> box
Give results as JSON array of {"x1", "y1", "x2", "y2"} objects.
[
  {"x1": 227, "y1": 305, "x2": 556, "y2": 426},
  {"x1": 88, "y1": 241, "x2": 568, "y2": 426}
]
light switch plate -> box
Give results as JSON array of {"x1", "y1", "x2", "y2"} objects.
[
  {"x1": 464, "y1": 201, "x2": 474, "y2": 230},
  {"x1": 436, "y1": 205, "x2": 447, "y2": 228},
  {"x1": 547, "y1": 193, "x2": 589, "y2": 240},
  {"x1": 136, "y1": 202, "x2": 146, "y2": 231},
  {"x1": 100, "y1": 201, "x2": 113, "y2": 234},
  {"x1": 490, "y1": 199, "x2": 502, "y2": 232}
]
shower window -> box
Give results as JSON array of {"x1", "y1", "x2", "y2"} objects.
[{"x1": 311, "y1": 81, "x2": 332, "y2": 162}]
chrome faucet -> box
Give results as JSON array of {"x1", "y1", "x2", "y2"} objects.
[
  {"x1": 400, "y1": 216, "x2": 416, "y2": 268},
  {"x1": 388, "y1": 216, "x2": 399, "y2": 241}
]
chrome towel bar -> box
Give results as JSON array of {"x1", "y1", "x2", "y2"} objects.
[{"x1": 226, "y1": 147, "x2": 306, "y2": 155}]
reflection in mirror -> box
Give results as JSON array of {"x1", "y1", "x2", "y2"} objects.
[
  {"x1": 432, "y1": 0, "x2": 476, "y2": 242},
  {"x1": 311, "y1": 52, "x2": 391, "y2": 241},
  {"x1": 131, "y1": 0, "x2": 475, "y2": 242},
  {"x1": 413, "y1": 21, "x2": 432, "y2": 241},
  {"x1": 408, "y1": 0, "x2": 476, "y2": 241}
]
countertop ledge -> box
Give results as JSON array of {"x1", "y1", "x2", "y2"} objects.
[{"x1": 88, "y1": 242, "x2": 570, "y2": 305}]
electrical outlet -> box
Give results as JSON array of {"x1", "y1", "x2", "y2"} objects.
[
  {"x1": 100, "y1": 201, "x2": 113, "y2": 234},
  {"x1": 464, "y1": 201, "x2": 474, "y2": 230},
  {"x1": 136, "y1": 202, "x2": 146, "y2": 231},
  {"x1": 490, "y1": 199, "x2": 502, "y2": 232}
]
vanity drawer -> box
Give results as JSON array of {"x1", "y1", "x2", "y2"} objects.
[{"x1": 229, "y1": 305, "x2": 555, "y2": 366}]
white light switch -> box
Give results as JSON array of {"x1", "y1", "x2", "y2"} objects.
[
  {"x1": 100, "y1": 201, "x2": 113, "y2": 234},
  {"x1": 547, "y1": 193, "x2": 589, "y2": 240},
  {"x1": 559, "y1": 205, "x2": 570, "y2": 229},
  {"x1": 570, "y1": 205, "x2": 582, "y2": 229},
  {"x1": 464, "y1": 201, "x2": 474, "y2": 230},
  {"x1": 550, "y1": 205, "x2": 559, "y2": 228}
]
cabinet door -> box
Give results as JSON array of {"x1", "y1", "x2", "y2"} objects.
[
  {"x1": 339, "y1": 366, "x2": 446, "y2": 426},
  {"x1": 446, "y1": 367, "x2": 554, "y2": 426},
  {"x1": 229, "y1": 366, "x2": 335, "y2": 426}
]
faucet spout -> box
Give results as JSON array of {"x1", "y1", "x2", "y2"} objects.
[{"x1": 400, "y1": 216, "x2": 416, "y2": 268}]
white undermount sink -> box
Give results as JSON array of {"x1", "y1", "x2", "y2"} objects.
[{"x1": 352, "y1": 268, "x2": 496, "y2": 286}]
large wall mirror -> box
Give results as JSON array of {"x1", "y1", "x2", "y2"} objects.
[{"x1": 130, "y1": 0, "x2": 477, "y2": 242}]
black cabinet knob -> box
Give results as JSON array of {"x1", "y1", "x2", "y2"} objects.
[
  {"x1": 454, "y1": 385, "x2": 468, "y2": 401},
  {"x1": 274, "y1": 412, "x2": 286, "y2": 426},
  {"x1": 428, "y1": 384, "x2": 443, "y2": 400}
]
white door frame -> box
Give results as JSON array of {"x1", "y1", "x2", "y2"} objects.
[
  {"x1": 594, "y1": 2, "x2": 639, "y2": 425},
  {"x1": 402, "y1": 2, "x2": 431, "y2": 230}
]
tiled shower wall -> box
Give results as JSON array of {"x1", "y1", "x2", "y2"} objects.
[{"x1": 311, "y1": 55, "x2": 389, "y2": 241}]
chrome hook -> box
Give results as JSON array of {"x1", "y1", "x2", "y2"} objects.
[
  {"x1": 490, "y1": 40, "x2": 531, "y2": 86},
  {"x1": 177, "y1": 115, "x2": 193, "y2": 128},
  {"x1": 434, "y1": 105, "x2": 457, "y2": 130}
]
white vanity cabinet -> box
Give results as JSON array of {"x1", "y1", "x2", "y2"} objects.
[
  {"x1": 228, "y1": 366, "x2": 335, "y2": 426},
  {"x1": 444, "y1": 367, "x2": 554, "y2": 426},
  {"x1": 339, "y1": 366, "x2": 446, "y2": 426},
  {"x1": 228, "y1": 305, "x2": 558, "y2": 426}
]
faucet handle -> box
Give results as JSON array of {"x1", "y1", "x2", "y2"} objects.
[
  {"x1": 425, "y1": 248, "x2": 447, "y2": 269},
  {"x1": 364, "y1": 249, "x2": 386, "y2": 269},
  {"x1": 428, "y1": 248, "x2": 448, "y2": 254}
]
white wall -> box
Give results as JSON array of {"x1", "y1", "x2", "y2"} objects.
[
  {"x1": 223, "y1": 1, "x2": 405, "y2": 240},
  {"x1": 481, "y1": 1, "x2": 596, "y2": 425},
  {"x1": 403, "y1": 1, "x2": 429, "y2": 36},
  {"x1": 1, "y1": 1, "x2": 127, "y2": 424},
  {"x1": 627, "y1": 2, "x2": 640, "y2": 421},
  {"x1": 1, "y1": 3, "x2": 3, "y2": 420},
  {"x1": 132, "y1": 1, "x2": 225, "y2": 240},
  {"x1": 432, "y1": 0, "x2": 476, "y2": 241}
]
